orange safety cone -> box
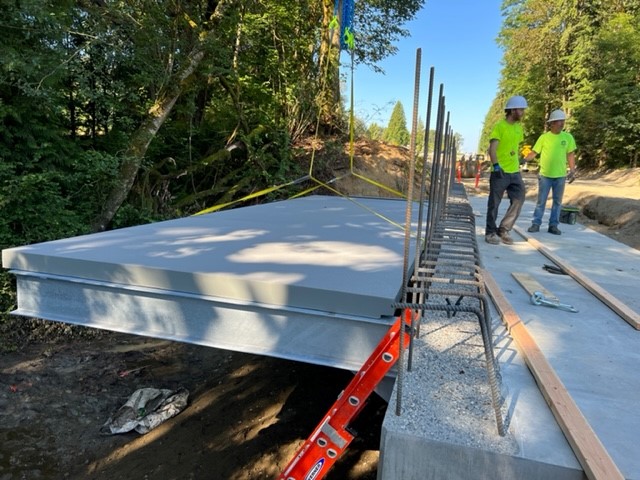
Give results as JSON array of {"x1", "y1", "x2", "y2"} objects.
[
  {"x1": 456, "y1": 162, "x2": 462, "y2": 183},
  {"x1": 474, "y1": 161, "x2": 481, "y2": 188}
]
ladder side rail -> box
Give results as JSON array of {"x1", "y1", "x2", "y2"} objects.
[{"x1": 279, "y1": 310, "x2": 412, "y2": 480}]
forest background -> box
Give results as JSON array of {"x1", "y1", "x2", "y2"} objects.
[{"x1": 1, "y1": 0, "x2": 640, "y2": 343}]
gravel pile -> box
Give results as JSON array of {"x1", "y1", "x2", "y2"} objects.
[{"x1": 385, "y1": 293, "x2": 519, "y2": 456}]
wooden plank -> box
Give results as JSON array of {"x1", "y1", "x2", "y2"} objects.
[
  {"x1": 512, "y1": 272, "x2": 559, "y2": 302},
  {"x1": 514, "y1": 226, "x2": 640, "y2": 330},
  {"x1": 483, "y1": 269, "x2": 625, "y2": 480}
]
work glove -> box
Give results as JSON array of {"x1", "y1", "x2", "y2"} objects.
[
  {"x1": 567, "y1": 169, "x2": 576, "y2": 184},
  {"x1": 492, "y1": 163, "x2": 504, "y2": 179}
]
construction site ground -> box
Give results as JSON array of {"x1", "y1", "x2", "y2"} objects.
[
  {"x1": 380, "y1": 191, "x2": 640, "y2": 479},
  {"x1": 1, "y1": 140, "x2": 640, "y2": 479}
]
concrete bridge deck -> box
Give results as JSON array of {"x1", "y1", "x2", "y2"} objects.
[{"x1": 2, "y1": 195, "x2": 417, "y2": 375}]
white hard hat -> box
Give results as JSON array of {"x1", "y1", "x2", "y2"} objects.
[
  {"x1": 505, "y1": 95, "x2": 528, "y2": 109},
  {"x1": 547, "y1": 109, "x2": 566, "y2": 122}
]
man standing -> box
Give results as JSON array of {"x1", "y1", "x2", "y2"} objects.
[
  {"x1": 485, "y1": 95, "x2": 528, "y2": 245},
  {"x1": 524, "y1": 109, "x2": 577, "y2": 235}
]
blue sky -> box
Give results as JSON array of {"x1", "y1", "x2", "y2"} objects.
[{"x1": 346, "y1": 0, "x2": 504, "y2": 153}]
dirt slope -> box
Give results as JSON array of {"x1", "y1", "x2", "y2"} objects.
[
  {"x1": 463, "y1": 167, "x2": 640, "y2": 250},
  {"x1": 562, "y1": 169, "x2": 640, "y2": 250}
]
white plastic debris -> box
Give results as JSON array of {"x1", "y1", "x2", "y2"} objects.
[{"x1": 101, "y1": 387, "x2": 189, "y2": 435}]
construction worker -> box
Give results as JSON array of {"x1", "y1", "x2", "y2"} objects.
[
  {"x1": 484, "y1": 95, "x2": 528, "y2": 245},
  {"x1": 524, "y1": 109, "x2": 577, "y2": 235}
]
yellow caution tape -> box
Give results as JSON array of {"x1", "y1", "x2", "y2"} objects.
[
  {"x1": 193, "y1": 175, "x2": 309, "y2": 215},
  {"x1": 194, "y1": 17, "x2": 411, "y2": 236}
]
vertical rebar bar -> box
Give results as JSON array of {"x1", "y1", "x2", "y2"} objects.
[
  {"x1": 408, "y1": 66, "x2": 435, "y2": 368},
  {"x1": 396, "y1": 48, "x2": 422, "y2": 416},
  {"x1": 386, "y1": 59, "x2": 506, "y2": 436}
]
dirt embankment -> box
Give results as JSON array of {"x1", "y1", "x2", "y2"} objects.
[
  {"x1": 324, "y1": 140, "x2": 640, "y2": 253},
  {"x1": 562, "y1": 169, "x2": 640, "y2": 250},
  {"x1": 463, "y1": 166, "x2": 640, "y2": 251},
  {"x1": 337, "y1": 140, "x2": 640, "y2": 251}
]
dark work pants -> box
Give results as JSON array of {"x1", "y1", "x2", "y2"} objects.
[{"x1": 485, "y1": 171, "x2": 526, "y2": 235}]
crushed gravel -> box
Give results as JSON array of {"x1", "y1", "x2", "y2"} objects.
[{"x1": 384, "y1": 293, "x2": 519, "y2": 456}]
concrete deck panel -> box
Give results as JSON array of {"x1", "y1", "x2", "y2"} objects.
[
  {"x1": 3, "y1": 195, "x2": 416, "y2": 318},
  {"x1": 379, "y1": 196, "x2": 640, "y2": 479},
  {"x1": 2, "y1": 195, "x2": 417, "y2": 374}
]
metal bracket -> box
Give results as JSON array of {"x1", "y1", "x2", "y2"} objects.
[{"x1": 531, "y1": 291, "x2": 578, "y2": 313}]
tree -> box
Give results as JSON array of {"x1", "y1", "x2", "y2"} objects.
[
  {"x1": 354, "y1": 1, "x2": 425, "y2": 70},
  {"x1": 383, "y1": 101, "x2": 410, "y2": 146},
  {"x1": 97, "y1": 0, "x2": 427, "y2": 225},
  {"x1": 495, "y1": 0, "x2": 566, "y2": 140},
  {"x1": 487, "y1": 0, "x2": 640, "y2": 169},
  {"x1": 316, "y1": 0, "x2": 424, "y2": 128},
  {"x1": 367, "y1": 122, "x2": 384, "y2": 140},
  {"x1": 0, "y1": 0, "x2": 98, "y2": 245},
  {"x1": 589, "y1": 12, "x2": 640, "y2": 168},
  {"x1": 92, "y1": 1, "x2": 231, "y2": 231}
]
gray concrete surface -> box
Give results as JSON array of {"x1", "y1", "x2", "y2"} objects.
[
  {"x1": 2, "y1": 195, "x2": 417, "y2": 374},
  {"x1": 379, "y1": 196, "x2": 640, "y2": 479},
  {"x1": 3, "y1": 195, "x2": 416, "y2": 318}
]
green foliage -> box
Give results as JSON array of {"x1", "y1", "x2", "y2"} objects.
[
  {"x1": 354, "y1": 0, "x2": 425, "y2": 71},
  {"x1": 383, "y1": 101, "x2": 410, "y2": 146},
  {"x1": 0, "y1": 173, "x2": 81, "y2": 246},
  {"x1": 1, "y1": 0, "x2": 427, "y2": 237},
  {"x1": 236, "y1": 0, "x2": 323, "y2": 139},
  {"x1": 487, "y1": 0, "x2": 640, "y2": 169},
  {"x1": 587, "y1": 12, "x2": 640, "y2": 168},
  {"x1": 0, "y1": 0, "x2": 429, "y2": 340},
  {"x1": 367, "y1": 122, "x2": 385, "y2": 140}
]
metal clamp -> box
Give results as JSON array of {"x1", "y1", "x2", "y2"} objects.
[{"x1": 531, "y1": 291, "x2": 578, "y2": 313}]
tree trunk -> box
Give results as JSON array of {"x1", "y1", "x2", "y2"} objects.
[
  {"x1": 92, "y1": 2, "x2": 228, "y2": 231},
  {"x1": 92, "y1": 51, "x2": 203, "y2": 231}
]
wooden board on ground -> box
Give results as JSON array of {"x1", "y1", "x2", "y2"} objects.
[
  {"x1": 512, "y1": 272, "x2": 559, "y2": 303},
  {"x1": 514, "y1": 226, "x2": 640, "y2": 330},
  {"x1": 484, "y1": 269, "x2": 625, "y2": 480}
]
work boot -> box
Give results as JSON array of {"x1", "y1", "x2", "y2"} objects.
[
  {"x1": 485, "y1": 233, "x2": 500, "y2": 245},
  {"x1": 527, "y1": 224, "x2": 540, "y2": 233},
  {"x1": 548, "y1": 225, "x2": 562, "y2": 235},
  {"x1": 499, "y1": 230, "x2": 514, "y2": 245}
]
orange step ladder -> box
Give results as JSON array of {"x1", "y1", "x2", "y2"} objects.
[{"x1": 278, "y1": 309, "x2": 413, "y2": 480}]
